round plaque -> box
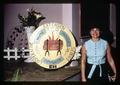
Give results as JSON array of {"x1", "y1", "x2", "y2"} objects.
[{"x1": 29, "y1": 23, "x2": 76, "y2": 69}]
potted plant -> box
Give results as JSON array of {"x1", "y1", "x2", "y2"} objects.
[{"x1": 18, "y1": 8, "x2": 46, "y2": 62}]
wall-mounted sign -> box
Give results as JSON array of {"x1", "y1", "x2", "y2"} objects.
[{"x1": 29, "y1": 23, "x2": 76, "y2": 69}]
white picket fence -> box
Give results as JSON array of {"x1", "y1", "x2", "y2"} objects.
[
  {"x1": 4, "y1": 46, "x2": 81, "y2": 61},
  {"x1": 4, "y1": 47, "x2": 30, "y2": 60}
]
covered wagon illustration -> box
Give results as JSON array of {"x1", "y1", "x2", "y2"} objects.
[{"x1": 43, "y1": 33, "x2": 63, "y2": 56}]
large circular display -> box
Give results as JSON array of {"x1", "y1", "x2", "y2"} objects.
[{"x1": 29, "y1": 23, "x2": 76, "y2": 69}]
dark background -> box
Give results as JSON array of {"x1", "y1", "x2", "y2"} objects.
[{"x1": 81, "y1": 0, "x2": 109, "y2": 36}]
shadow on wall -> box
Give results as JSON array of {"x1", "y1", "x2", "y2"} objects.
[
  {"x1": 101, "y1": 30, "x2": 120, "y2": 82},
  {"x1": 71, "y1": 32, "x2": 78, "y2": 46},
  {"x1": 101, "y1": 29, "x2": 114, "y2": 45}
]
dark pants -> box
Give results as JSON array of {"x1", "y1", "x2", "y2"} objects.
[{"x1": 86, "y1": 63, "x2": 109, "y2": 85}]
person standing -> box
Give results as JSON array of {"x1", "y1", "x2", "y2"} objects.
[{"x1": 81, "y1": 26, "x2": 116, "y2": 85}]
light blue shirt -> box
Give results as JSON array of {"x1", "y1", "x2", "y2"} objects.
[{"x1": 84, "y1": 38, "x2": 108, "y2": 78}]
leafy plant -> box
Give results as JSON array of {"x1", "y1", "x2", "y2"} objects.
[
  {"x1": 11, "y1": 68, "x2": 21, "y2": 81},
  {"x1": 18, "y1": 8, "x2": 46, "y2": 28}
]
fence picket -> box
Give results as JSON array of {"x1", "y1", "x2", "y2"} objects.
[{"x1": 4, "y1": 47, "x2": 31, "y2": 61}]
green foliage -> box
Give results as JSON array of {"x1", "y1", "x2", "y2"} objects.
[
  {"x1": 18, "y1": 8, "x2": 45, "y2": 28},
  {"x1": 11, "y1": 68, "x2": 21, "y2": 81}
]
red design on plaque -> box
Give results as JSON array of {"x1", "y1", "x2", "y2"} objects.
[{"x1": 43, "y1": 32, "x2": 63, "y2": 50}]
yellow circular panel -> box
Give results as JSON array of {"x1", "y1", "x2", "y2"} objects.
[{"x1": 29, "y1": 23, "x2": 76, "y2": 69}]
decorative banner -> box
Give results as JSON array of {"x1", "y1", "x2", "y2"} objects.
[{"x1": 29, "y1": 23, "x2": 76, "y2": 69}]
